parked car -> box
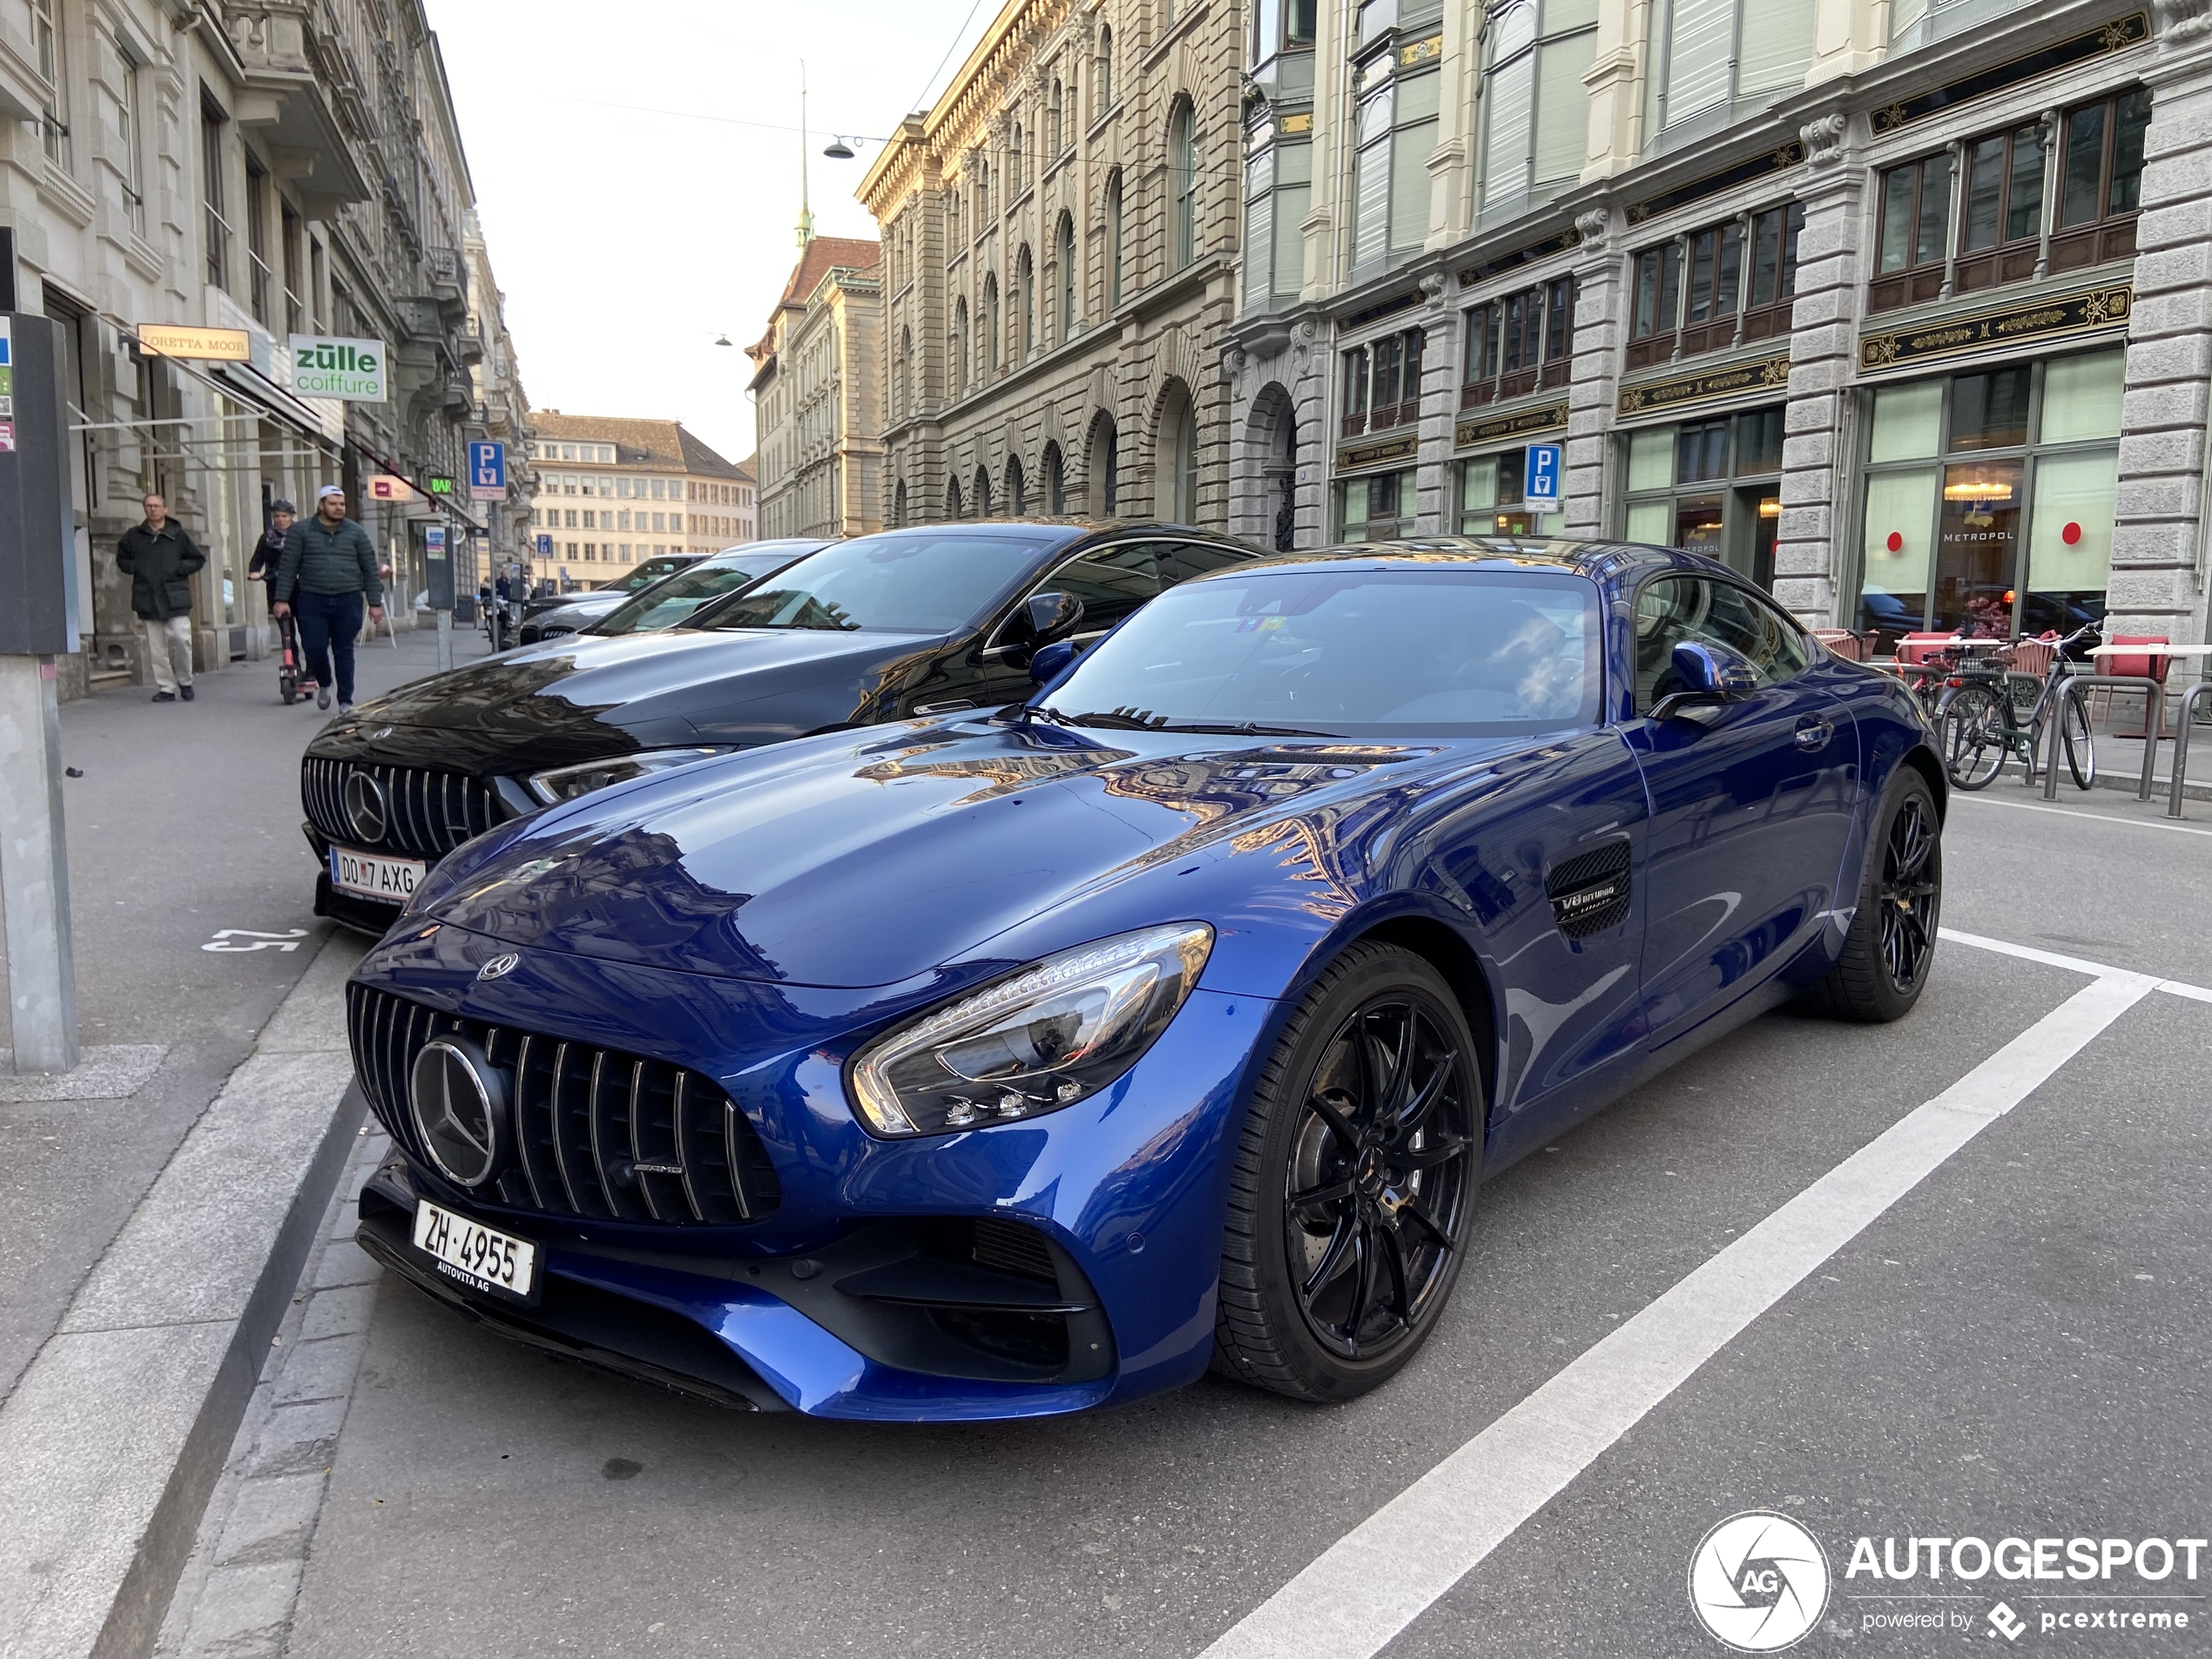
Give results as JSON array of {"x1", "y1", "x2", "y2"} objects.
[
  {"x1": 514, "y1": 554, "x2": 703, "y2": 639},
  {"x1": 300, "y1": 522, "x2": 1259, "y2": 934},
  {"x1": 341, "y1": 536, "x2": 1946, "y2": 1419},
  {"x1": 518, "y1": 542, "x2": 824, "y2": 645}
]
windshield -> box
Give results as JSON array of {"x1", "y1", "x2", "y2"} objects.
[
  {"x1": 1039, "y1": 567, "x2": 1604, "y2": 738},
  {"x1": 610, "y1": 557, "x2": 690, "y2": 593},
  {"x1": 590, "y1": 550, "x2": 813, "y2": 637},
  {"x1": 699, "y1": 531, "x2": 1059, "y2": 632}
]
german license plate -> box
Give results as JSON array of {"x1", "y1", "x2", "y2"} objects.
[
  {"x1": 329, "y1": 845, "x2": 426, "y2": 901},
  {"x1": 411, "y1": 1198, "x2": 538, "y2": 1303}
]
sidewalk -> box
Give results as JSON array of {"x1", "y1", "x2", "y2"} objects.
[{"x1": 0, "y1": 617, "x2": 487, "y2": 1659}]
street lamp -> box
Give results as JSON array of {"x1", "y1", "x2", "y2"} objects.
[{"x1": 823, "y1": 137, "x2": 856, "y2": 160}]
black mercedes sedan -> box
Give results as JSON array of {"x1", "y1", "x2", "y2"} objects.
[
  {"x1": 516, "y1": 540, "x2": 826, "y2": 645},
  {"x1": 301, "y1": 521, "x2": 1259, "y2": 933}
]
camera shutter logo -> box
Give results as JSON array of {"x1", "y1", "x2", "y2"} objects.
[
  {"x1": 341, "y1": 771, "x2": 390, "y2": 843},
  {"x1": 1688, "y1": 1512, "x2": 1831, "y2": 1651},
  {"x1": 408, "y1": 1037, "x2": 504, "y2": 1188}
]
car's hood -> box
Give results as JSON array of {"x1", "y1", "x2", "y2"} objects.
[
  {"x1": 345, "y1": 627, "x2": 949, "y2": 739},
  {"x1": 415, "y1": 719, "x2": 1503, "y2": 988}
]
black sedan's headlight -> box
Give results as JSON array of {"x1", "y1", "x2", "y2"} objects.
[
  {"x1": 526, "y1": 747, "x2": 732, "y2": 805},
  {"x1": 847, "y1": 923, "x2": 1214, "y2": 1137}
]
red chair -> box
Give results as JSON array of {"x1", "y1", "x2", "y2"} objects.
[
  {"x1": 1895, "y1": 631, "x2": 1954, "y2": 666},
  {"x1": 1812, "y1": 629, "x2": 1865, "y2": 662},
  {"x1": 2093, "y1": 635, "x2": 2171, "y2": 735}
]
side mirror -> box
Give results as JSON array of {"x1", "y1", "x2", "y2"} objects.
[
  {"x1": 1650, "y1": 640, "x2": 1760, "y2": 721},
  {"x1": 1023, "y1": 590, "x2": 1084, "y2": 644},
  {"x1": 1029, "y1": 638, "x2": 1081, "y2": 685}
]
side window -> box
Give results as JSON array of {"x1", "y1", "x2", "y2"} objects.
[
  {"x1": 1026, "y1": 543, "x2": 1163, "y2": 637},
  {"x1": 1633, "y1": 577, "x2": 1812, "y2": 712},
  {"x1": 1159, "y1": 540, "x2": 1257, "y2": 583}
]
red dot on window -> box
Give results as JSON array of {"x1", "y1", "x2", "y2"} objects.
[
  {"x1": 1885, "y1": 531, "x2": 1904, "y2": 553},
  {"x1": 2061, "y1": 522, "x2": 2083, "y2": 545}
]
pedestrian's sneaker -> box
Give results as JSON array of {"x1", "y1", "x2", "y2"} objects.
[
  {"x1": 152, "y1": 691, "x2": 176, "y2": 703},
  {"x1": 316, "y1": 684, "x2": 332, "y2": 711},
  {"x1": 337, "y1": 702, "x2": 354, "y2": 715},
  {"x1": 179, "y1": 685, "x2": 195, "y2": 702}
]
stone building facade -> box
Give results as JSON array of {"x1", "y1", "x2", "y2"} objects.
[
  {"x1": 0, "y1": 0, "x2": 528, "y2": 698},
  {"x1": 1225, "y1": 0, "x2": 2212, "y2": 647},
  {"x1": 746, "y1": 234, "x2": 883, "y2": 539},
  {"x1": 525, "y1": 412, "x2": 750, "y2": 580},
  {"x1": 857, "y1": 0, "x2": 1244, "y2": 531}
]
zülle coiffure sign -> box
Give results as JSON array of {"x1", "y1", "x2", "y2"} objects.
[{"x1": 288, "y1": 334, "x2": 387, "y2": 401}]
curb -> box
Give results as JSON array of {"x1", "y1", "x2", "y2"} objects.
[
  {"x1": 0, "y1": 936, "x2": 366, "y2": 1659},
  {"x1": 1993, "y1": 757, "x2": 2212, "y2": 804}
]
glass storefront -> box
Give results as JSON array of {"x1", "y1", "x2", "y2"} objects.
[
  {"x1": 1336, "y1": 465, "x2": 1419, "y2": 540},
  {"x1": 1618, "y1": 404, "x2": 1784, "y2": 583},
  {"x1": 1454, "y1": 447, "x2": 1554, "y2": 534},
  {"x1": 1854, "y1": 348, "x2": 2121, "y2": 647}
]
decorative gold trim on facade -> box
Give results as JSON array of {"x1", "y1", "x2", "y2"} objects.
[
  {"x1": 1280, "y1": 112, "x2": 1313, "y2": 133},
  {"x1": 1335, "y1": 435, "x2": 1420, "y2": 473},
  {"x1": 1454, "y1": 401, "x2": 1569, "y2": 448},
  {"x1": 1617, "y1": 354, "x2": 1791, "y2": 417},
  {"x1": 1857, "y1": 284, "x2": 2134, "y2": 372},
  {"x1": 1398, "y1": 31, "x2": 1444, "y2": 66}
]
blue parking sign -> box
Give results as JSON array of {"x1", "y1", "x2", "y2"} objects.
[
  {"x1": 536, "y1": 534, "x2": 553, "y2": 556},
  {"x1": 1524, "y1": 443, "x2": 1563, "y2": 507},
  {"x1": 468, "y1": 441, "x2": 507, "y2": 499}
]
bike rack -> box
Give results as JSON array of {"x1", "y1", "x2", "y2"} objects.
[
  {"x1": 2167, "y1": 680, "x2": 2212, "y2": 819},
  {"x1": 2043, "y1": 676, "x2": 2165, "y2": 801}
]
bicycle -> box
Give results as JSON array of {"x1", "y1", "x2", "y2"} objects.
[{"x1": 1935, "y1": 621, "x2": 2101, "y2": 792}]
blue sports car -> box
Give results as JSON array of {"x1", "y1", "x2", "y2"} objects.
[{"x1": 346, "y1": 537, "x2": 1946, "y2": 1420}]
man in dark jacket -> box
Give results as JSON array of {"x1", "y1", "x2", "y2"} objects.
[
  {"x1": 116, "y1": 493, "x2": 206, "y2": 703},
  {"x1": 272, "y1": 484, "x2": 384, "y2": 712}
]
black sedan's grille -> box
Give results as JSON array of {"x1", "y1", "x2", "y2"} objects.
[
  {"x1": 303, "y1": 757, "x2": 506, "y2": 860},
  {"x1": 347, "y1": 983, "x2": 781, "y2": 1226}
]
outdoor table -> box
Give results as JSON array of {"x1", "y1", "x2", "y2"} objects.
[{"x1": 2087, "y1": 643, "x2": 2212, "y2": 738}]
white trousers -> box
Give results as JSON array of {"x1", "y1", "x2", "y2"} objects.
[{"x1": 143, "y1": 615, "x2": 193, "y2": 692}]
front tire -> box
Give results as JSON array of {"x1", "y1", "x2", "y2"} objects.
[
  {"x1": 1212, "y1": 942, "x2": 1481, "y2": 1401},
  {"x1": 1800, "y1": 769, "x2": 1942, "y2": 1022},
  {"x1": 2060, "y1": 697, "x2": 2095, "y2": 790},
  {"x1": 1939, "y1": 685, "x2": 2005, "y2": 791}
]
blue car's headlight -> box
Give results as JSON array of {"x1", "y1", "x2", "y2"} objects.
[
  {"x1": 526, "y1": 747, "x2": 732, "y2": 805},
  {"x1": 847, "y1": 923, "x2": 1214, "y2": 1138}
]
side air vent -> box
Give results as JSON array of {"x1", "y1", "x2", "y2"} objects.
[{"x1": 1546, "y1": 838, "x2": 1632, "y2": 940}]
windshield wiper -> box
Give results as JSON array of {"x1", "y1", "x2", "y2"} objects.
[{"x1": 1063, "y1": 708, "x2": 1341, "y2": 738}]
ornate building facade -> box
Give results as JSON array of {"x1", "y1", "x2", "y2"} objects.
[
  {"x1": 858, "y1": 0, "x2": 1244, "y2": 531},
  {"x1": 746, "y1": 234, "x2": 883, "y2": 539},
  {"x1": 1226, "y1": 0, "x2": 2212, "y2": 645}
]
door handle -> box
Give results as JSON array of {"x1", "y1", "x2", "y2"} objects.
[{"x1": 1794, "y1": 717, "x2": 1831, "y2": 752}]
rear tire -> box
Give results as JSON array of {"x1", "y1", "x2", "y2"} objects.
[
  {"x1": 2061, "y1": 697, "x2": 2095, "y2": 790},
  {"x1": 1799, "y1": 769, "x2": 1942, "y2": 1023},
  {"x1": 1939, "y1": 685, "x2": 2005, "y2": 791},
  {"x1": 1212, "y1": 942, "x2": 1481, "y2": 1402}
]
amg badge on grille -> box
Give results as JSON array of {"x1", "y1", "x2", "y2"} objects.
[{"x1": 1546, "y1": 838, "x2": 1632, "y2": 939}]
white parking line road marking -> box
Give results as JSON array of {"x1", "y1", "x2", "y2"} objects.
[
  {"x1": 1949, "y1": 793, "x2": 2212, "y2": 839},
  {"x1": 1939, "y1": 927, "x2": 2212, "y2": 1004},
  {"x1": 1197, "y1": 969, "x2": 2161, "y2": 1659}
]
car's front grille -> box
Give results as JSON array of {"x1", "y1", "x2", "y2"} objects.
[
  {"x1": 347, "y1": 983, "x2": 781, "y2": 1226},
  {"x1": 304, "y1": 757, "x2": 506, "y2": 860}
]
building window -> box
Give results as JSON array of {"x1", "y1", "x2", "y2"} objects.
[
  {"x1": 1243, "y1": 134, "x2": 1312, "y2": 311},
  {"x1": 1017, "y1": 245, "x2": 1035, "y2": 355},
  {"x1": 1057, "y1": 212, "x2": 1076, "y2": 339},
  {"x1": 1479, "y1": 0, "x2": 1597, "y2": 221},
  {"x1": 1049, "y1": 79, "x2": 1063, "y2": 155},
  {"x1": 1457, "y1": 448, "x2": 1558, "y2": 534},
  {"x1": 1336, "y1": 467, "x2": 1419, "y2": 542},
  {"x1": 1952, "y1": 121, "x2": 2047, "y2": 295},
  {"x1": 202, "y1": 98, "x2": 230, "y2": 290},
  {"x1": 1170, "y1": 100, "x2": 1199, "y2": 269},
  {"x1": 1628, "y1": 203, "x2": 1800, "y2": 368},
  {"x1": 1350, "y1": 44, "x2": 1442, "y2": 276},
  {"x1": 984, "y1": 274, "x2": 1001, "y2": 371},
  {"x1": 953, "y1": 297, "x2": 969, "y2": 389},
  {"x1": 1008, "y1": 455, "x2": 1027, "y2": 515},
  {"x1": 246, "y1": 155, "x2": 273, "y2": 324},
  {"x1": 1340, "y1": 327, "x2": 1426, "y2": 437},
  {"x1": 1461, "y1": 278, "x2": 1574, "y2": 408},
  {"x1": 33, "y1": 0, "x2": 66, "y2": 163},
  {"x1": 1043, "y1": 442, "x2": 1065, "y2": 513},
  {"x1": 1163, "y1": 387, "x2": 1199, "y2": 521},
  {"x1": 1620, "y1": 405, "x2": 1785, "y2": 586},
  {"x1": 1871, "y1": 151, "x2": 1952, "y2": 313},
  {"x1": 1106, "y1": 171, "x2": 1124, "y2": 306},
  {"x1": 975, "y1": 467, "x2": 993, "y2": 517},
  {"x1": 2053, "y1": 87, "x2": 2150, "y2": 273},
  {"x1": 1096, "y1": 26, "x2": 1114, "y2": 112},
  {"x1": 897, "y1": 326, "x2": 912, "y2": 415},
  {"x1": 1252, "y1": 0, "x2": 1318, "y2": 65},
  {"x1": 1649, "y1": 0, "x2": 1813, "y2": 141},
  {"x1": 1855, "y1": 349, "x2": 2121, "y2": 647},
  {"x1": 117, "y1": 44, "x2": 146, "y2": 236}
]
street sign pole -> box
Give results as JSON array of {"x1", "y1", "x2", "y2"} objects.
[
  {"x1": 0, "y1": 313, "x2": 79, "y2": 1075},
  {"x1": 424, "y1": 523, "x2": 453, "y2": 673}
]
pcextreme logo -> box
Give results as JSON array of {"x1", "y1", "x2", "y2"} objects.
[{"x1": 1689, "y1": 1512, "x2": 1831, "y2": 1652}]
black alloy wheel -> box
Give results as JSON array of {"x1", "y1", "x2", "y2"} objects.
[
  {"x1": 1214, "y1": 942, "x2": 1480, "y2": 1400},
  {"x1": 1800, "y1": 768, "x2": 1944, "y2": 1022}
]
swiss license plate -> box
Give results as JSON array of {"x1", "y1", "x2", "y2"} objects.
[
  {"x1": 411, "y1": 1199, "x2": 538, "y2": 1303},
  {"x1": 329, "y1": 845, "x2": 426, "y2": 901}
]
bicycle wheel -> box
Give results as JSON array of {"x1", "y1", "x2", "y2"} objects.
[
  {"x1": 1940, "y1": 685, "x2": 2006, "y2": 790},
  {"x1": 2061, "y1": 695, "x2": 2095, "y2": 790}
]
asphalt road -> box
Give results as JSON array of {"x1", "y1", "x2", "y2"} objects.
[
  {"x1": 0, "y1": 618, "x2": 489, "y2": 1400},
  {"x1": 265, "y1": 786, "x2": 2211, "y2": 1659}
]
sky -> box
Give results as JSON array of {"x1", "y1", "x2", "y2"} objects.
[{"x1": 424, "y1": 0, "x2": 1003, "y2": 468}]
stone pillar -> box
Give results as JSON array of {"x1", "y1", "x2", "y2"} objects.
[
  {"x1": 1775, "y1": 111, "x2": 1861, "y2": 627},
  {"x1": 1564, "y1": 208, "x2": 1622, "y2": 538},
  {"x1": 2109, "y1": 25, "x2": 2212, "y2": 645},
  {"x1": 1416, "y1": 275, "x2": 1460, "y2": 534},
  {"x1": 1291, "y1": 320, "x2": 1332, "y2": 546}
]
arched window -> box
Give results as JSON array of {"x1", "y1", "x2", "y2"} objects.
[
  {"x1": 1057, "y1": 212, "x2": 1076, "y2": 339},
  {"x1": 952, "y1": 297, "x2": 969, "y2": 392},
  {"x1": 897, "y1": 326, "x2": 912, "y2": 415},
  {"x1": 1049, "y1": 79, "x2": 1063, "y2": 155},
  {"x1": 947, "y1": 475, "x2": 965, "y2": 519},
  {"x1": 976, "y1": 157, "x2": 990, "y2": 220},
  {"x1": 1010, "y1": 119, "x2": 1024, "y2": 192},
  {"x1": 983, "y1": 273, "x2": 1001, "y2": 371},
  {"x1": 1170, "y1": 99, "x2": 1198, "y2": 269},
  {"x1": 1042, "y1": 442, "x2": 1065, "y2": 514},
  {"x1": 1017, "y1": 246, "x2": 1035, "y2": 356},
  {"x1": 1096, "y1": 27, "x2": 1114, "y2": 112},
  {"x1": 894, "y1": 478, "x2": 907, "y2": 526},
  {"x1": 1162, "y1": 382, "x2": 1199, "y2": 521},
  {"x1": 1089, "y1": 414, "x2": 1120, "y2": 516},
  {"x1": 1008, "y1": 455, "x2": 1027, "y2": 516},
  {"x1": 975, "y1": 466, "x2": 994, "y2": 517},
  {"x1": 1106, "y1": 170, "x2": 1125, "y2": 307}
]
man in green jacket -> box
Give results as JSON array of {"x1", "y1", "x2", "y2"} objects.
[
  {"x1": 272, "y1": 484, "x2": 384, "y2": 712},
  {"x1": 116, "y1": 493, "x2": 206, "y2": 703}
]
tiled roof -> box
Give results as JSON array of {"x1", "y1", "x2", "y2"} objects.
[
  {"x1": 748, "y1": 236, "x2": 883, "y2": 361},
  {"x1": 531, "y1": 411, "x2": 742, "y2": 478}
]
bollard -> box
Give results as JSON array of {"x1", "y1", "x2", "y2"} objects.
[
  {"x1": 2168, "y1": 680, "x2": 2212, "y2": 819},
  {"x1": 2044, "y1": 675, "x2": 2164, "y2": 802}
]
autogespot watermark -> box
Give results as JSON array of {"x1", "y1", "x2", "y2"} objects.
[{"x1": 1690, "y1": 1514, "x2": 2209, "y2": 1648}]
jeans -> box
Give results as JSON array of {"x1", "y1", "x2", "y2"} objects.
[
  {"x1": 141, "y1": 615, "x2": 193, "y2": 692},
  {"x1": 293, "y1": 589, "x2": 365, "y2": 704}
]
